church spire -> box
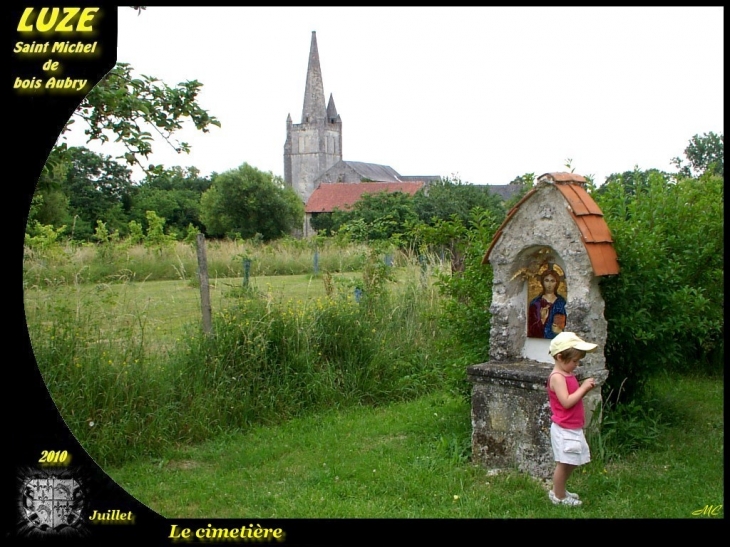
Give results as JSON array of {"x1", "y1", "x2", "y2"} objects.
[
  {"x1": 326, "y1": 93, "x2": 339, "y2": 122},
  {"x1": 301, "y1": 31, "x2": 327, "y2": 124}
]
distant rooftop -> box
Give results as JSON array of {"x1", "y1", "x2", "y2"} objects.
[
  {"x1": 315, "y1": 161, "x2": 404, "y2": 184},
  {"x1": 305, "y1": 181, "x2": 425, "y2": 213}
]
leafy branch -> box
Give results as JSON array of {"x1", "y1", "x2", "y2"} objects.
[{"x1": 63, "y1": 62, "x2": 220, "y2": 174}]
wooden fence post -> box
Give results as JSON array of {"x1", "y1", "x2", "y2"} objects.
[{"x1": 196, "y1": 233, "x2": 213, "y2": 335}]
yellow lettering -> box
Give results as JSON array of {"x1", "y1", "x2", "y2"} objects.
[
  {"x1": 693, "y1": 504, "x2": 724, "y2": 516},
  {"x1": 14, "y1": 41, "x2": 50, "y2": 54},
  {"x1": 168, "y1": 524, "x2": 191, "y2": 539},
  {"x1": 36, "y1": 8, "x2": 60, "y2": 33},
  {"x1": 16, "y1": 7, "x2": 100, "y2": 33},
  {"x1": 78, "y1": 8, "x2": 99, "y2": 32},
  {"x1": 14, "y1": 77, "x2": 43, "y2": 90},
  {"x1": 17, "y1": 8, "x2": 34, "y2": 31},
  {"x1": 57, "y1": 8, "x2": 80, "y2": 32}
]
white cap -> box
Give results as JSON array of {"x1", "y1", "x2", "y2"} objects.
[{"x1": 549, "y1": 331, "x2": 598, "y2": 356}]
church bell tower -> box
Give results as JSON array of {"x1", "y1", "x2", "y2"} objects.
[{"x1": 284, "y1": 31, "x2": 342, "y2": 204}]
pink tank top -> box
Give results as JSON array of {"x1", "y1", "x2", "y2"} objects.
[{"x1": 547, "y1": 372, "x2": 585, "y2": 429}]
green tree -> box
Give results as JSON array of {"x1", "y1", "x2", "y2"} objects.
[
  {"x1": 508, "y1": 173, "x2": 535, "y2": 186},
  {"x1": 29, "y1": 145, "x2": 74, "y2": 229},
  {"x1": 406, "y1": 214, "x2": 469, "y2": 273},
  {"x1": 199, "y1": 163, "x2": 303, "y2": 240},
  {"x1": 60, "y1": 147, "x2": 135, "y2": 240},
  {"x1": 671, "y1": 132, "x2": 724, "y2": 178},
  {"x1": 309, "y1": 211, "x2": 336, "y2": 236},
  {"x1": 403, "y1": 177, "x2": 507, "y2": 271},
  {"x1": 594, "y1": 167, "x2": 671, "y2": 206},
  {"x1": 31, "y1": 58, "x2": 219, "y2": 239},
  {"x1": 130, "y1": 166, "x2": 211, "y2": 236},
  {"x1": 413, "y1": 176, "x2": 505, "y2": 226},
  {"x1": 430, "y1": 208, "x2": 501, "y2": 360},
  {"x1": 143, "y1": 210, "x2": 176, "y2": 250},
  {"x1": 504, "y1": 172, "x2": 535, "y2": 209},
  {"x1": 330, "y1": 191, "x2": 419, "y2": 242},
  {"x1": 27, "y1": 187, "x2": 69, "y2": 228}
]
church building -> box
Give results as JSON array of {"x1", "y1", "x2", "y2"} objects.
[
  {"x1": 284, "y1": 32, "x2": 439, "y2": 236},
  {"x1": 284, "y1": 31, "x2": 521, "y2": 237}
]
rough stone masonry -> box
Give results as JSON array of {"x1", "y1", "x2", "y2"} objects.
[{"x1": 467, "y1": 173, "x2": 618, "y2": 478}]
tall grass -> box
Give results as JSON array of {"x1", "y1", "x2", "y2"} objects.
[
  {"x1": 22, "y1": 237, "x2": 372, "y2": 287},
  {"x1": 29, "y1": 260, "x2": 461, "y2": 468}
]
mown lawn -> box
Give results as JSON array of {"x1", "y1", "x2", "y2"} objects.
[{"x1": 106, "y1": 373, "x2": 723, "y2": 519}]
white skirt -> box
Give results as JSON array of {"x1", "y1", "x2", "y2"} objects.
[{"x1": 550, "y1": 422, "x2": 591, "y2": 465}]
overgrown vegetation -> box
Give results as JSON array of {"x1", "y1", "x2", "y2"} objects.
[
  {"x1": 593, "y1": 167, "x2": 724, "y2": 399},
  {"x1": 22, "y1": 236, "x2": 370, "y2": 286},
  {"x1": 427, "y1": 209, "x2": 501, "y2": 363},
  {"x1": 25, "y1": 131, "x2": 724, "y2": 472},
  {"x1": 28, "y1": 254, "x2": 466, "y2": 467},
  {"x1": 311, "y1": 176, "x2": 508, "y2": 242}
]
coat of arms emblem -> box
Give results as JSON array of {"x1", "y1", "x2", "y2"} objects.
[{"x1": 21, "y1": 474, "x2": 85, "y2": 532}]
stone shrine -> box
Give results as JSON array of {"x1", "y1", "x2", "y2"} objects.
[{"x1": 467, "y1": 172, "x2": 619, "y2": 478}]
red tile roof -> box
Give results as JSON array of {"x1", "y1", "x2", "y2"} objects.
[
  {"x1": 482, "y1": 173, "x2": 620, "y2": 276},
  {"x1": 305, "y1": 182, "x2": 424, "y2": 213}
]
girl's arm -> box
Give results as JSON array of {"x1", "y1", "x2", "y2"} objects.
[{"x1": 550, "y1": 373, "x2": 595, "y2": 409}]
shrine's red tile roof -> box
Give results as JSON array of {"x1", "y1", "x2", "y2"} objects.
[
  {"x1": 305, "y1": 182, "x2": 424, "y2": 213},
  {"x1": 482, "y1": 172, "x2": 620, "y2": 276}
]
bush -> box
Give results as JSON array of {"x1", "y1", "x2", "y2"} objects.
[
  {"x1": 431, "y1": 208, "x2": 501, "y2": 361},
  {"x1": 595, "y1": 170, "x2": 724, "y2": 399},
  {"x1": 199, "y1": 163, "x2": 303, "y2": 240}
]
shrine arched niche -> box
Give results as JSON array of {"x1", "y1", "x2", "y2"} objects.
[
  {"x1": 526, "y1": 262, "x2": 567, "y2": 340},
  {"x1": 509, "y1": 246, "x2": 568, "y2": 363}
]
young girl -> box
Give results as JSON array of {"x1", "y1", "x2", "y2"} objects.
[{"x1": 546, "y1": 331, "x2": 598, "y2": 506}]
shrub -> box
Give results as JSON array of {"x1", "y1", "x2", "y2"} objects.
[
  {"x1": 431, "y1": 208, "x2": 501, "y2": 361},
  {"x1": 595, "y1": 170, "x2": 724, "y2": 399}
]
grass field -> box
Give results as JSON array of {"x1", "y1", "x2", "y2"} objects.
[
  {"x1": 106, "y1": 373, "x2": 723, "y2": 519},
  {"x1": 23, "y1": 259, "x2": 724, "y2": 521},
  {"x1": 24, "y1": 271, "x2": 364, "y2": 353},
  {"x1": 25, "y1": 264, "x2": 456, "y2": 468}
]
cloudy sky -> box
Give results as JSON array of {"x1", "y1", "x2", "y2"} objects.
[{"x1": 64, "y1": 6, "x2": 724, "y2": 186}]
